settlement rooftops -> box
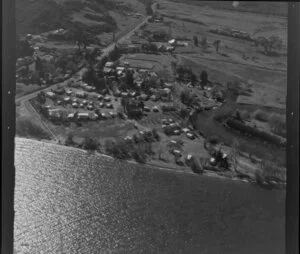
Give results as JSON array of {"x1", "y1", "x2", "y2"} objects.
[{"x1": 105, "y1": 62, "x2": 115, "y2": 68}]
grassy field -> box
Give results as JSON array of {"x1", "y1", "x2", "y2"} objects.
[
  {"x1": 120, "y1": 53, "x2": 175, "y2": 80},
  {"x1": 16, "y1": 83, "x2": 47, "y2": 99},
  {"x1": 167, "y1": 1, "x2": 288, "y2": 17},
  {"x1": 16, "y1": 0, "x2": 143, "y2": 36}
]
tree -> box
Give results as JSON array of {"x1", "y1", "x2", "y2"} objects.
[
  {"x1": 146, "y1": 3, "x2": 153, "y2": 16},
  {"x1": 213, "y1": 40, "x2": 221, "y2": 53},
  {"x1": 190, "y1": 72, "x2": 197, "y2": 85},
  {"x1": 35, "y1": 57, "x2": 43, "y2": 72},
  {"x1": 65, "y1": 133, "x2": 74, "y2": 146},
  {"x1": 82, "y1": 65, "x2": 98, "y2": 85},
  {"x1": 16, "y1": 38, "x2": 34, "y2": 59},
  {"x1": 71, "y1": 25, "x2": 91, "y2": 51},
  {"x1": 228, "y1": 139, "x2": 239, "y2": 172},
  {"x1": 94, "y1": 77, "x2": 106, "y2": 91},
  {"x1": 200, "y1": 36, "x2": 208, "y2": 51},
  {"x1": 200, "y1": 70, "x2": 210, "y2": 89},
  {"x1": 268, "y1": 35, "x2": 283, "y2": 53},
  {"x1": 125, "y1": 69, "x2": 134, "y2": 88},
  {"x1": 193, "y1": 35, "x2": 199, "y2": 47},
  {"x1": 83, "y1": 137, "x2": 99, "y2": 151},
  {"x1": 121, "y1": 97, "x2": 129, "y2": 113},
  {"x1": 255, "y1": 36, "x2": 283, "y2": 55},
  {"x1": 108, "y1": 45, "x2": 121, "y2": 61},
  {"x1": 148, "y1": 43, "x2": 158, "y2": 52},
  {"x1": 37, "y1": 91, "x2": 46, "y2": 104}
]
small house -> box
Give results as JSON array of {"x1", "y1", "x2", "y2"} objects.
[
  {"x1": 103, "y1": 67, "x2": 113, "y2": 75},
  {"x1": 53, "y1": 87, "x2": 65, "y2": 95},
  {"x1": 75, "y1": 91, "x2": 86, "y2": 98},
  {"x1": 46, "y1": 91, "x2": 56, "y2": 99},
  {"x1": 67, "y1": 113, "x2": 75, "y2": 120},
  {"x1": 139, "y1": 94, "x2": 149, "y2": 101},
  {"x1": 116, "y1": 67, "x2": 125, "y2": 75},
  {"x1": 121, "y1": 92, "x2": 129, "y2": 98},
  {"x1": 105, "y1": 62, "x2": 115, "y2": 68}
]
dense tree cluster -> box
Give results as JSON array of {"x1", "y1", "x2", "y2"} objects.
[
  {"x1": 254, "y1": 35, "x2": 283, "y2": 55},
  {"x1": 16, "y1": 38, "x2": 34, "y2": 59}
]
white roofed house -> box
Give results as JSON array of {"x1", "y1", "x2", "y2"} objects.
[{"x1": 77, "y1": 112, "x2": 90, "y2": 121}]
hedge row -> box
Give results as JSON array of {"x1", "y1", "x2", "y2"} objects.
[{"x1": 227, "y1": 118, "x2": 286, "y2": 147}]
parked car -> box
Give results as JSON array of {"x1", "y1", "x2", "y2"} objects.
[
  {"x1": 104, "y1": 96, "x2": 111, "y2": 102},
  {"x1": 152, "y1": 106, "x2": 159, "y2": 112},
  {"x1": 175, "y1": 158, "x2": 185, "y2": 166},
  {"x1": 106, "y1": 103, "x2": 113, "y2": 109},
  {"x1": 99, "y1": 102, "x2": 104, "y2": 108},
  {"x1": 143, "y1": 106, "x2": 150, "y2": 112},
  {"x1": 72, "y1": 102, "x2": 79, "y2": 108},
  {"x1": 172, "y1": 149, "x2": 182, "y2": 157},
  {"x1": 186, "y1": 132, "x2": 195, "y2": 140},
  {"x1": 100, "y1": 113, "x2": 107, "y2": 119},
  {"x1": 109, "y1": 112, "x2": 116, "y2": 118},
  {"x1": 87, "y1": 105, "x2": 94, "y2": 110},
  {"x1": 173, "y1": 129, "x2": 181, "y2": 135}
]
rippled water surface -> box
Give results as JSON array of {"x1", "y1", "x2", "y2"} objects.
[{"x1": 14, "y1": 138, "x2": 285, "y2": 254}]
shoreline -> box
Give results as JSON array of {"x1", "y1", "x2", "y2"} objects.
[{"x1": 15, "y1": 136, "x2": 286, "y2": 190}]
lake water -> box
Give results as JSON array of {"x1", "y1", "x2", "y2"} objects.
[{"x1": 14, "y1": 137, "x2": 285, "y2": 254}]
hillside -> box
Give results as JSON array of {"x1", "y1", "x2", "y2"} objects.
[{"x1": 16, "y1": 0, "x2": 135, "y2": 36}]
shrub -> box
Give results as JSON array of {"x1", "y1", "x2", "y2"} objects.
[
  {"x1": 83, "y1": 137, "x2": 99, "y2": 150},
  {"x1": 104, "y1": 139, "x2": 116, "y2": 154},
  {"x1": 227, "y1": 118, "x2": 285, "y2": 147},
  {"x1": 152, "y1": 128, "x2": 160, "y2": 141},
  {"x1": 144, "y1": 131, "x2": 156, "y2": 143},
  {"x1": 213, "y1": 105, "x2": 234, "y2": 122},
  {"x1": 132, "y1": 145, "x2": 147, "y2": 163},
  {"x1": 260, "y1": 160, "x2": 286, "y2": 182},
  {"x1": 65, "y1": 133, "x2": 74, "y2": 146},
  {"x1": 252, "y1": 109, "x2": 269, "y2": 122},
  {"x1": 84, "y1": 13, "x2": 104, "y2": 22},
  {"x1": 190, "y1": 157, "x2": 204, "y2": 174},
  {"x1": 206, "y1": 135, "x2": 220, "y2": 146},
  {"x1": 268, "y1": 113, "x2": 286, "y2": 137},
  {"x1": 167, "y1": 138, "x2": 184, "y2": 151},
  {"x1": 235, "y1": 110, "x2": 250, "y2": 121}
]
